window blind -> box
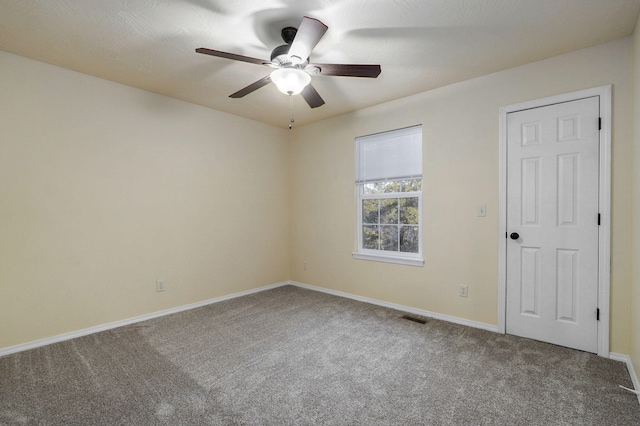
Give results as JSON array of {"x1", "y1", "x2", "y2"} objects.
[{"x1": 355, "y1": 125, "x2": 422, "y2": 184}]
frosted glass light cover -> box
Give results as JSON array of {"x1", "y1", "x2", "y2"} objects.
[{"x1": 270, "y1": 68, "x2": 311, "y2": 95}]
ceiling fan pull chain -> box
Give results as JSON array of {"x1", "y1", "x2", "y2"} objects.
[{"x1": 289, "y1": 94, "x2": 295, "y2": 130}]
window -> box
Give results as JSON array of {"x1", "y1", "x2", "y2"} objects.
[{"x1": 353, "y1": 125, "x2": 423, "y2": 266}]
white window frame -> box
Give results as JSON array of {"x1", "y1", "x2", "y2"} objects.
[{"x1": 352, "y1": 126, "x2": 424, "y2": 267}]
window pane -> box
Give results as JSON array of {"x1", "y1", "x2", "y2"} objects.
[
  {"x1": 380, "y1": 181, "x2": 401, "y2": 193},
  {"x1": 401, "y1": 179, "x2": 422, "y2": 192},
  {"x1": 380, "y1": 198, "x2": 398, "y2": 224},
  {"x1": 400, "y1": 226, "x2": 419, "y2": 253},
  {"x1": 380, "y1": 225, "x2": 399, "y2": 251},
  {"x1": 363, "y1": 180, "x2": 420, "y2": 195},
  {"x1": 400, "y1": 197, "x2": 419, "y2": 224},
  {"x1": 363, "y1": 182, "x2": 381, "y2": 195},
  {"x1": 362, "y1": 199, "x2": 379, "y2": 224},
  {"x1": 363, "y1": 225, "x2": 379, "y2": 249}
]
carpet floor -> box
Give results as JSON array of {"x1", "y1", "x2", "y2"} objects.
[{"x1": 1, "y1": 285, "x2": 639, "y2": 425}]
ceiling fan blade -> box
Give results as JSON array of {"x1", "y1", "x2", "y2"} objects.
[
  {"x1": 196, "y1": 48, "x2": 270, "y2": 66},
  {"x1": 301, "y1": 84, "x2": 325, "y2": 108},
  {"x1": 229, "y1": 75, "x2": 272, "y2": 98},
  {"x1": 311, "y1": 63, "x2": 381, "y2": 78},
  {"x1": 288, "y1": 16, "x2": 328, "y2": 64}
]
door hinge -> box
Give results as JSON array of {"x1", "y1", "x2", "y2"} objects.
[
  {"x1": 598, "y1": 213, "x2": 601, "y2": 226},
  {"x1": 597, "y1": 308, "x2": 600, "y2": 321},
  {"x1": 598, "y1": 117, "x2": 602, "y2": 130}
]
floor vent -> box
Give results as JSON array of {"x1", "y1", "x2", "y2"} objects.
[{"x1": 400, "y1": 315, "x2": 426, "y2": 324}]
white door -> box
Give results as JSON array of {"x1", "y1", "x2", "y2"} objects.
[{"x1": 506, "y1": 96, "x2": 600, "y2": 353}]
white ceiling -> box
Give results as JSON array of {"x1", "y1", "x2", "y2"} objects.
[{"x1": 1, "y1": 0, "x2": 639, "y2": 128}]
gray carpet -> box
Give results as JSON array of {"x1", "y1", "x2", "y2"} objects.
[{"x1": 1, "y1": 285, "x2": 639, "y2": 425}]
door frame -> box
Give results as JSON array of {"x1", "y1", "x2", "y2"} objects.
[{"x1": 497, "y1": 85, "x2": 611, "y2": 357}]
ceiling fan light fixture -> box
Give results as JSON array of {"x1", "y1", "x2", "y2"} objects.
[
  {"x1": 196, "y1": 16, "x2": 380, "y2": 109},
  {"x1": 270, "y1": 68, "x2": 311, "y2": 95}
]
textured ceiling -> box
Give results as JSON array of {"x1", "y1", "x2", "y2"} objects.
[{"x1": 1, "y1": 0, "x2": 639, "y2": 128}]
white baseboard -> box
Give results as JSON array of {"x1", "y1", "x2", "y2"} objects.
[
  {"x1": 610, "y1": 352, "x2": 640, "y2": 405},
  {"x1": 289, "y1": 281, "x2": 499, "y2": 333},
  {"x1": 0, "y1": 281, "x2": 289, "y2": 358}
]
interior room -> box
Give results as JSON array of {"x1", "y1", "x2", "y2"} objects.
[{"x1": 1, "y1": 0, "x2": 640, "y2": 423}]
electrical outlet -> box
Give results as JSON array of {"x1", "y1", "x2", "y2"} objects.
[
  {"x1": 156, "y1": 280, "x2": 165, "y2": 292},
  {"x1": 459, "y1": 284, "x2": 468, "y2": 297}
]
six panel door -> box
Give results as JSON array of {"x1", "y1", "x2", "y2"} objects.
[{"x1": 506, "y1": 96, "x2": 600, "y2": 353}]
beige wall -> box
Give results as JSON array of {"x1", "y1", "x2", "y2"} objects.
[
  {"x1": 290, "y1": 37, "x2": 634, "y2": 354},
  {"x1": 631, "y1": 13, "x2": 640, "y2": 380},
  {"x1": 0, "y1": 51, "x2": 290, "y2": 350}
]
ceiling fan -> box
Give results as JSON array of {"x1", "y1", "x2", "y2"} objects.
[{"x1": 196, "y1": 16, "x2": 381, "y2": 108}]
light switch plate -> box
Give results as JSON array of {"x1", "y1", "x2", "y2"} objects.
[{"x1": 477, "y1": 204, "x2": 487, "y2": 217}]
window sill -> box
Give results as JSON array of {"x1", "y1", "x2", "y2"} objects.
[{"x1": 352, "y1": 252, "x2": 424, "y2": 267}]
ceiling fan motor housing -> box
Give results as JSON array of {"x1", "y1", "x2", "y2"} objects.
[
  {"x1": 270, "y1": 44, "x2": 292, "y2": 64},
  {"x1": 271, "y1": 26, "x2": 306, "y2": 66},
  {"x1": 281, "y1": 27, "x2": 297, "y2": 44}
]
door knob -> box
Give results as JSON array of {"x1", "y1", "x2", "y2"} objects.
[{"x1": 510, "y1": 232, "x2": 519, "y2": 240}]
